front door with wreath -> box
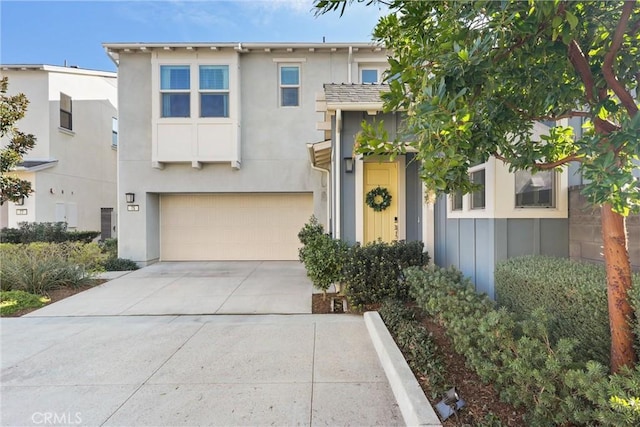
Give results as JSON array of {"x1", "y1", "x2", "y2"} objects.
[{"x1": 363, "y1": 161, "x2": 398, "y2": 243}]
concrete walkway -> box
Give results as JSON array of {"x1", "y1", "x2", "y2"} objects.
[{"x1": 1, "y1": 262, "x2": 440, "y2": 426}]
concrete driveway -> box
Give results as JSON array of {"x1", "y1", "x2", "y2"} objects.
[
  {"x1": 26, "y1": 261, "x2": 312, "y2": 316},
  {"x1": 1, "y1": 261, "x2": 441, "y2": 426}
]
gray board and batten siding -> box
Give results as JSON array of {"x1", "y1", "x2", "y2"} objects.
[{"x1": 434, "y1": 196, "x2": 569, "y2": 299}]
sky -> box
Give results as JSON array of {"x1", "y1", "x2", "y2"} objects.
[{"x1": 0, "y1": 0, "x2": 386, "y2": 72}]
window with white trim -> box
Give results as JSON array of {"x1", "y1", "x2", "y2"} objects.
[
  {"x1": 470, "y1": 169, "x2": 486, "y2": 209},
  {"x1": 160, "y1": 65, "x2": 190, "y2": 117},
  {"x1": 361, "y1": 69, "x2": 379, "y2": 84},
  {"x1": 111, "y1": 117, "x2": 118, "y2": 147},
  {"x1": 199, "y1": 65, "x2": 229, "y2": 117},
  {"x1": 451, "y1": 190, "x2": 463, "y2": 211},
  {"x1": 515, "y1": 169, "x2": 555, "y2": 208},
  {"x1": 280, "y1": 65, "x2": 300, "y2": 107},
  {"x1": 60, "y1": 93, "x2": 72, "y2": 130}
]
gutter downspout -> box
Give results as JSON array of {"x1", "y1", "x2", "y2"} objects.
[
  {"x1": 335, "y1": 109, "x2": 342, "y2": 239},
  {"x1": 347, "y1": 46, "x2": 353, "y2": 84},
  {"x1": 307, "y1": 149, "x2": 332, "y2": 236}
]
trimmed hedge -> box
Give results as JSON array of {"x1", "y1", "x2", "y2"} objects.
[
  {"x1": 344, "y1": 240, "x2": 429, "y2": 309},
  {"x1": 407, "y1": 265, "x2": 640, "y2": 426},
  {"x1": 495, "y1": 256, "x2": 640, "y2": 366},
  {"x1": 1, "y1": 222, "x2": 100, "y2": 243}
]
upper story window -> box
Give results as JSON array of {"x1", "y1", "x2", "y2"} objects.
[
  {"x1": 199, "y1": 65, "x2": 229, "y2": 117},
  {"x1": 470, "y1": 169, "x2": 486, "y2": 209},
  {"x1": 515, "y1": 169, "x2": 555, "y2": 208},
  {"x1": 280, "y1": 65, "x2": 300, "y2": 107},
  {"x1": 111, "y1": 117, "x2": 118, "y2": 147},
  {"x1": 60, "y1": 93, "x2": 72, "y2": 130},
  {"x1": 160, "y1": 65, "x2": 190, "y2": 117},
  {"x1": 361, "y1": 69, "x2": 379, "y2": 84}
]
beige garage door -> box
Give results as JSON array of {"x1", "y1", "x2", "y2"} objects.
[{"x1": 160, "y1": 193, "x2": 313, "y2": 261}]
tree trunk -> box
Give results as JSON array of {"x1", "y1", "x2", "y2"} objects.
[{"x1": 601, "y1": 203, "x2": 636, "y2": 373}]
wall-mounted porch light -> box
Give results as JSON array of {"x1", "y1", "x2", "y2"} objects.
[
  {"x1": 125, "y1": 192, "x2": 135, "y2": 203},
  {"x1": 344, "y1": 157, "x2": 354, "y2": 173},
  {"x1": 15, "y1": 196, "x2": 25, "y2": 206}
]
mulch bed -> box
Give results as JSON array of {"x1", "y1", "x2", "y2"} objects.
[{"x1": 312, "y1": 295, "x2": 526, "y2": 425}]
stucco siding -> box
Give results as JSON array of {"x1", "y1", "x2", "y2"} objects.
[{"x1": 2, "y1": 67, "x2": 117, "y2": 233}]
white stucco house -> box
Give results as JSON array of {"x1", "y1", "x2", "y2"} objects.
[
  {"x1": 103, "y1": 42, "x2": 393, "y2": 264},
  {"x1": 0, "y1": 65, "x2": 118, "y2": 238}
]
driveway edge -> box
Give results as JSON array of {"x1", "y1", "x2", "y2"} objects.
[{"x1": 364, "y1": 311, "x2": 442, "y2": 427}]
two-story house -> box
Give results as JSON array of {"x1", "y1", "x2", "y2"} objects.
[
  {"x1": 0, "y1": 65, "x2": 118, "y2": 238},
  {"x1": 104, "y1": 42, "x2": 395, "y2": 264}
]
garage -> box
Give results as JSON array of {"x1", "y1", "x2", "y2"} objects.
[{"x1": 160, "y1": 193, "x2": 313, "y2": 261}]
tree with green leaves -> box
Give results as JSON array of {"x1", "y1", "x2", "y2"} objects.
[
  {"x1": 1, "y1": 76, "x2": 36, "y2": 205},
  {"x1": 315, "y1": 0, "x2": 640, "y2": 373}
]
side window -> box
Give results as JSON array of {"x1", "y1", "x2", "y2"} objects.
[
  {"x1": 515, "y1": 169, "x2": 555, "y2": 208},
  {"x1": 160, "y1": 65, "x2": 190, "y2": 117},
  {"x1": 199, "y1": 65, "x2": 229, "y2": 117},
  {"x1": 60, "y1": 93, "x2": 72, "y2": 130},
  {"x1": 451, "y1": 190, "x2": 463, "y2": 211},
  {"x1": 470, "y1": 169, "x2": 486, "y2": 209},
  {"x1": 111, "y1": 117, "x2": 118, "y2": 147},
  {"x1": 280, "y1": 65, "x2": 300, "y2": 107},
  {"x1": 361, "y1": 69, "x2": 378, "y2": 84}
]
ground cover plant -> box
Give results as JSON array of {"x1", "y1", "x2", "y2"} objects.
[
  {"x1": 0, "y1": 290, "x2": 49, "y2": 316},
  {"x1": 406, "y1": 264, "x2": 640, "y2": 426}
]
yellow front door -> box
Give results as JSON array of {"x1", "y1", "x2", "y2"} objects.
[{"x1": 364, "y1": 161, "x2": 398, "y2": 244}]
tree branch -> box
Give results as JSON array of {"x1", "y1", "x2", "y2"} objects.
[
  {"x1": 603, "y1": 0, "x2": 639, "y2": 116},
  {"x1": 568, "y1": 40, "x2": 598, "y2": 104},
  {"x1": 493, "y1": 152, "x2": 581, "y2": 169}
]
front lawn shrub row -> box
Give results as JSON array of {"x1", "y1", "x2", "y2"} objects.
[
  {"x1": 378, "y1": 299, "x2": 445, "y2": 396},
  {"x1": 298, "y1": 217, "x2": 429, "y2": 307},
  {"x1": 0, "y1": 243, "x2": 100, "y2": 294},
  {"x1": 496, "y1": 256, "x2": 640, "y2": 366},
  {"x1": 1, "y1": 222, "x2": 100, "y2": 244},
  {"x1": 407, "y1": 265, "x2": 640, "y2": 426}
]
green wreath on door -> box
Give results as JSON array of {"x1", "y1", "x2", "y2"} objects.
[{"x1": 366, "y1": 186, "x2": 392, "y2": 212}]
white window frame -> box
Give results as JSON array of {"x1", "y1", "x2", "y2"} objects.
[
  {"x1": 111, "y1": 117, "x2": 118, "y2": 148},
  {"x1": 279, "y1": 64, "x2": 301, "y2": 107},
  {"x1": 469, "y1": 167, "x2": 486, "y2": 210},
  {"x1": 160, "y1": 65, "x2": 191, "y2": 118},
  {"x1": 199, "y1": 65, "x2": 230, "y2": 118},
  {"x1": 60, "y1": 92, "x2": 72, "y2": 130},
  {"x1": 514, "y1": 169, "x2": 557, "y2": 209}
]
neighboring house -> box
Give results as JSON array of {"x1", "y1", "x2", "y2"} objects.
[
  {"x1": 103, "y1": 42, "x2": 390, "y2": 264},
  {"x1": 0, "y1": 65, "x2": 118, "y2": 239}
]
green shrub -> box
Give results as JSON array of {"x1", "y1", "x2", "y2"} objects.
[
  {"x1": 0, "y1": 290, "x2": 50, "y2": 316},
  {"x1": 298, "y1": 218, "x2": 349, "y2": 295},
  {"x1": 0, "y1": 243, "x2": 97, "y2": 293},
  {"x1": 495, "y1": 256, "x2": 640, "y2": 366},
  {"x1": 100, "y1": 238, "x2": 118, "y2": 259},
  {"x1": 344, "y1": 240, "x2": 429, "y2": 309},
  {"x1": 407, "y1": 265, "x2": 640, "y2": 426},
  {"x1": 0, "y1": 222, "x2": 100, "y2": 243},
  {"x1": 103, "y1": 257, "x2": 139, "y2": 271},
  {"x1": 379, "y1": 299, "x2": 445, "y2": 396}
]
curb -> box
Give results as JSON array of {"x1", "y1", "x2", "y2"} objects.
[{"x1": 364, "y1": 311, "x2": 442, "y2": 427}]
